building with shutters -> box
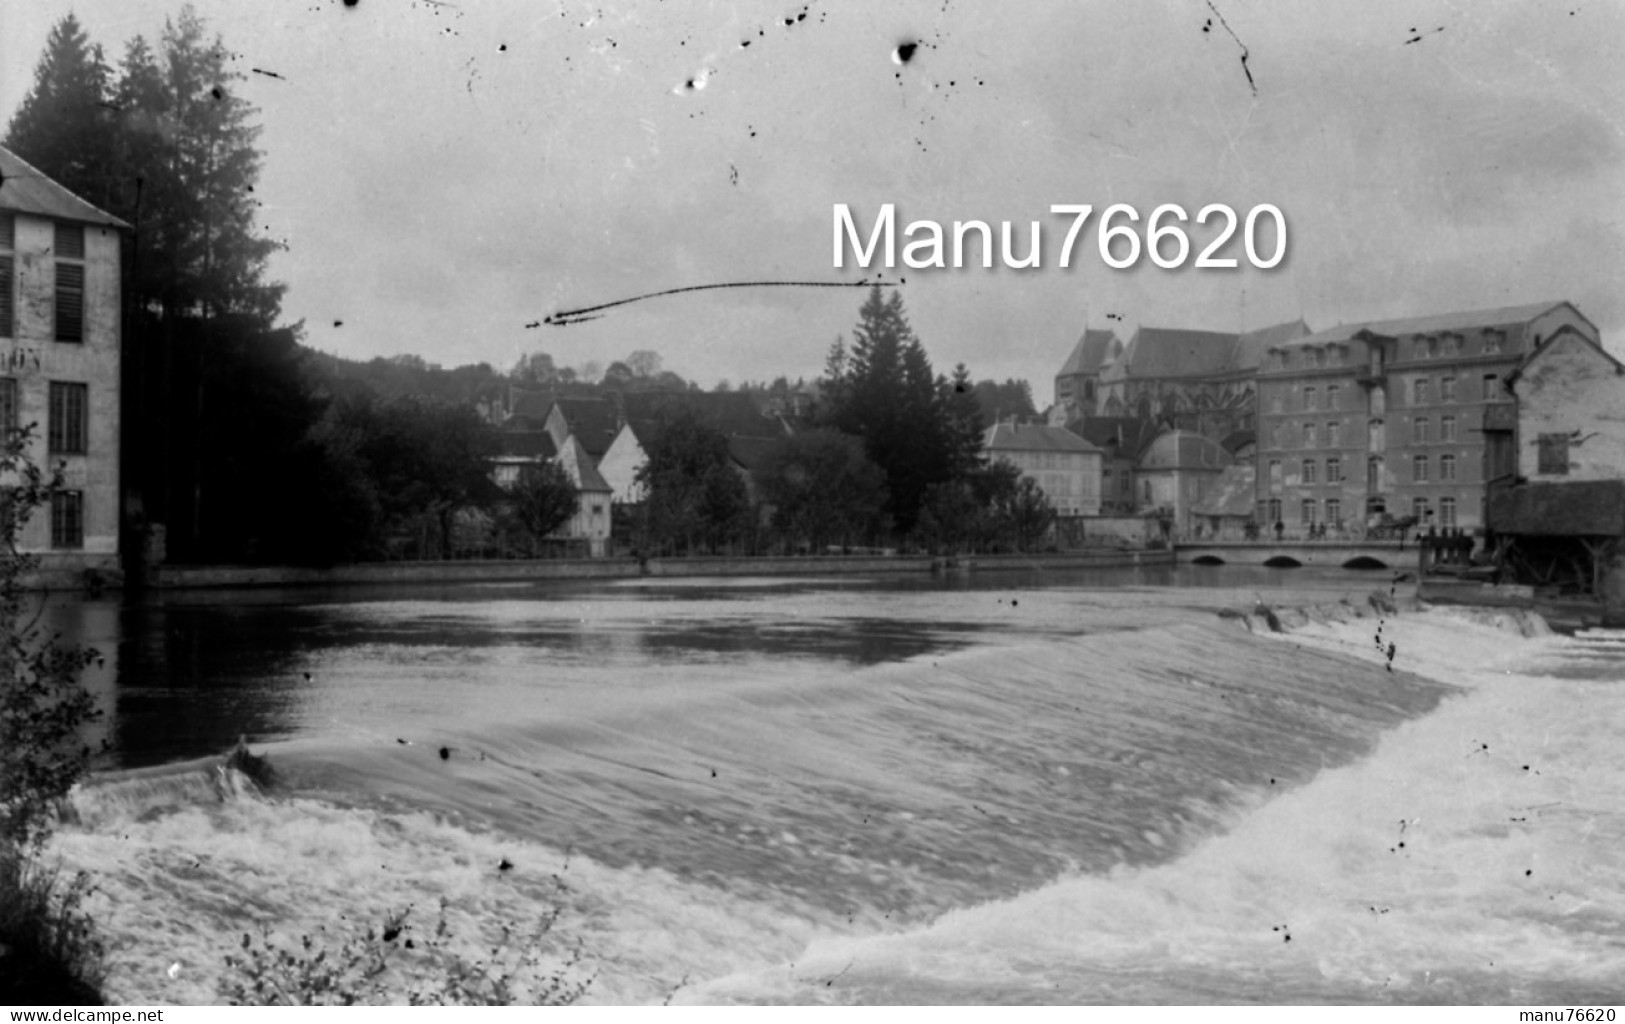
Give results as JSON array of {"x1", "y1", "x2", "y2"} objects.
[{"x1": 0, "y1": 145, "x2": 127, "y2": 580}]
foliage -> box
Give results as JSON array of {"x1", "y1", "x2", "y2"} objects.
[
  {"x1": 754, "y1": 429, "x2": 887, "y2": 552},
  {"x1": 820, "y1": 288, "x2": 958, "y2": 535},
  {"x1": 2, "y1": 15, "x2": 116, "y2": 211},
  {"x1": 505, "y1": 462, "x2": 578, "y2": 554},
  {"x1": 915, "y1": 459, "x2": 1054, "y2": 554},
  {"x1": 971, "y1": 378, "x2": 1037, "y2": 423},
  {"x1": 223, "y1": 898, "x2": 590, "y2": 1006},
  {"x1": 0, "y1": 427, "x2": 105, "y2": 1003},
  {"x1": 633, "y1": 410, "x2": 751, "y2": 555}
]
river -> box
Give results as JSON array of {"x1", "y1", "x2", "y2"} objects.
[{"x1": 38, "y1": 564, "x2": 1625, "y2": 1004}]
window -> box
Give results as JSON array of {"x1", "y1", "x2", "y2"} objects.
[
  {"x1": 1440, "y1": 454, "x2": 1457, "y2": 481},
  {"x1": 1269, "y1": 389, "x2": 1283, "y2": 414},
  {"x1": 1267, "y1": 498, "x2": 1282, "y2": 523},
  {"x1": 1484, "y1": 330, "x2": 1505, "y2": 354},
  {"x1": 1327, "y1": 421, "x2": 1341, "y2": 447},
  {"x1": 1439, "y1": 497, "x2": 1457, "y2": 528},
  {"x1": 1413, "y1": 454, "x2": 1429, "y2": 483},
  {"x1": 1303, "y1": 423, "x2": 1317, "y2": 448},
  {"x1": 50, "y1": 490, "x2": 83, "y2": 549},
  {"x1": 1482, "y1": 374, "x2": 1500, "y2": 401},
  {"x1": 1083, "y1": 379, "x2": 1096, "y2": 401},
  {"x1": 1303, "y1": 459, "x2": 1318, "y2": 484},
  {"x1": 1440, "y1": 415, "x2": 1457, "y2": 442},
  {"x1": 1413, "y1": 378, "x2": 1432, "y2": 405},
  {"x1": 0, "y1": 378, "x2": 15, "y2": 435},
  {"x1": 1368, "y1": 455, "x2": 1383, "y2": 488},
  {"x1": 1268, "y1": 459, "x2": 1282, "y2": 491},
  {"x1": 1326, "y1": 498, "x2": 1342, "y2": 525},
  {"x1": 48, "y1": 382, "x2": 88, "y2": 454},
  {"x1": 1304, "y1": 387, "x2": 1318, "y2": 411},
  {"x1": 1326, "y1": 384, "x2": 1340, "y2": 410},
  {"x1": 1270, "y1": 422, "x2": 1281, "y2": 448},
  {"x1": 1326, "y1": 457, "x2": 1342, "y2": 483},
  {"x1": 0, "y1": 213, "x2": 13, "y2": 339},
  {"x1": 55, "y1": 223, "x2": 86, "y2": 343},
  {"x1": 1413, "y1": 417, "x2": 1430, "y2": 444},
  {"x1": 1537, "y1": 433, "x2": 1570, "y2": 475},
  {"x1": 1413, "y1": 497, "x2": 1431, "y2": 521},
  {"x1": 1441, "y1": 376, "x2": 1456, "y2": 402},
  {"x1": 1425, "y1": 337, "x2": 1439, "y2": 359},
  {"x1": 1302, "y1": 498, "x2": 1318, "y2": 524}
]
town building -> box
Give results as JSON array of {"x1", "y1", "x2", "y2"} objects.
[
  {"x1": 1482, "y1": 324, "x2": 1625, "y2": 603},
  {"x1": 982, "y1": 421, "x2": 1103, "y2": 517},
  {"x1": 1254, "y1": 301, "x2": 1600, "y2": 536},
  {"x1": 0, "y1": 145, "x2": 127, "y2": 580},
  {"x1": 597, "y1": 390, "x2": 789, "y2": 506},
  {"x1": 1090, "y1": 319, "x2": 1311, "y2": 441},
  {"x1": 1134, "y1": 429, "x2": 1233, "y2": 538},
  {"x1": 1051, "y1": 328, "x2": 1122, "y2": 424},
  {"x1": 1064, "y1": 416, "x2": 1150, "y2": 515},
  {"x1": 490, "y1": 428, "x2": 613, "y2": 556}
]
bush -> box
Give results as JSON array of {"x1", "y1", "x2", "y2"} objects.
[{"x1": 0, "y1": 426, "x2": 105, "y2": 1003}]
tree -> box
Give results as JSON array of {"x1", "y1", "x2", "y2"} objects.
[
  {"x1": 942, "y1": 364, "x2": 986, "y2": 478},
  {"x1": 511, "y1": 351, "x2": 558, "y2": 387},
  {"x1": 972, "y1": 378, "x2": 1037, "y2": 423},
  {"x1": 507, "y1": 462, "x2": 577, "y2": 554},
  {"x1": 624, "y1": 350, "x2": 662, "y2": 379},
  {"x1": 633, "y1": 411, "x2": 750, "y2": 555},
  {"x1": 754, "y1": 429, "x2": 888, "y2": 552},
  {"x1": 0, "y1": 428, "x2": 105, "y2": 1003},
  {"x1": 601, "y1": 361, "x2": 634, "y2": 389},
  {"x1": 3, "y1": 15, "x2": 116, "y2": 211},
  {"x1": 823, "y1": 288, "x2": 957, "y2": 535}
]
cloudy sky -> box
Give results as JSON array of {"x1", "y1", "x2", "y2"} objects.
[{"x1": 3, "y1": 0, "x2": 1621, "y2": 399}]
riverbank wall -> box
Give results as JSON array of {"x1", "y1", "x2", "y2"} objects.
[{"x1": 137, "y1": 548, "x2": 1179, "y2": 591}]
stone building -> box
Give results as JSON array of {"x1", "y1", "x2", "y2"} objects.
[
  {"x1": 0, "y1": 145, "x2": 127, "y2": 579},
  {"x1": 982, "y1": 421, "x2": 1103, "y2": 517},
  {"x1": 1090, "y1": 319, "x2": 1311, "y2": 441},
  {"x1": 1051, "y1": 328, "x2": 1122, "y2": 424},
  {"x1": 1254, "y1": 300, "x2": 1599, "y2": 535},
  {"x1": 1134, "y1": 429, "x2": 1233, "y2": 538}
]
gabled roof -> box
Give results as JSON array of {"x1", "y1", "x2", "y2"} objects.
[
  {"x1": 0, "y1": 145, "x2": 130, "y2": 229},
  {"x1": 1508, "y1": 323, "x2": 1625, "y2": 385},
  {"x1": 507, "y1": 387, "x2": 556, "y2": 421},
  {"x1": 1279, "y1": 301, "x2": 1583, "y2": 349},
  {"x1": 1138, "y1": 429, "x2": 1231, "y2": 470},
  {"x1": 1192, "y1": 465, "x2": 1257, "y2": 518},
  {"x1": 494, "y1": 430, "x2": 557, "y2": 460},
  {"x1": 550, "y1": 396, "x2": 622, "y2": 459},
  {"x1": 1056, "y1": 328, "x2": 1120, "y2": 377},
  {"x1": 984, "y1": 421, "x2": 1101, "y2": 454},
  {"x1": 564, "y1": 436, "x2": 612, "y2": 492},
  {"x1": 1066, "y1": 416, "x2": 1153, "y2": 458}
]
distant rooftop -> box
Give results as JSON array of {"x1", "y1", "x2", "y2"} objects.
[{"x1": 1277, "y1": 301, "x2": 1584, "y2": 348}]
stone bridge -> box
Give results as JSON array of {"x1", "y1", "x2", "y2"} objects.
[{"x1": 1174, "y1": 540, "x2": 1424, "y2": 570}]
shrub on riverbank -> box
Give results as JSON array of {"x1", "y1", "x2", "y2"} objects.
[{"x1": 0, "y1": 427, "x2": 106, "y2": 1003}]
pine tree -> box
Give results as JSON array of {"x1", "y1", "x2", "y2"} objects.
[{"x1": 4, "y1": 15, "x2": 117, "y2": 209}]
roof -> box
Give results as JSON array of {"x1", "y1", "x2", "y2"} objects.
[
  {"x1": 550, "y1": 397, "x2": 622, "y2": 459},
  {"x1": 1509, "y1": 323, "x2": 1625, "y2": 385},
  {"x1": 494, "y1": 430, "x2": 557, "y2": 460},
  {"x1": 1191, "y1": 465, "x2": 1257, "y2": 518},
  {"x1": 1230, "y1": 319, "x2": 1311, "y2": 371},
  {"x1": 1487, "y1": 480, "x2": 1625, "y2": 537},
  {"x1": 1138, "y1": 429, "x2": 1232, "y2": 470},
  {"x1": 1117, "y1": 327, "x2": 1239, "y2": 379},
  {"x1": 0, "y1": 145, "x2": 130, "y2": 229},
  {"x1": 1056, "y1": 329, "x2": 1120, "y2": 377},
  {"x1": 1066, "y1": 416, "x2": 1152, "y2": 458},
  {"x1": 726, "y1": 435, "x2": 779, "y2": 474},
  {"x1": 565, "y1": 436, "x2": 612, "y2": 492},
  {"x1": 507, "y1": 387, "x2": 555, "y2": 421},
  {"x1": 1278, "y1": 301, "x2": 1579, "y2": 349},
  {"x1": 983, "y1": 421, "x2": 1101, "y2": 454},
  {"x1": 1218, "y1": 429, "x2": 1257, "y2": 454},
  {"x1": 621, "y1": 390, "x2": 784, "y2": 440}
]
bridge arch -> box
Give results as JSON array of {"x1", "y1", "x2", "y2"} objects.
[
  {"x1": 1191, "y1": 554, "x2": 1226, "y2": 566},
  {"x1": 1263, "y1": 555, "x2": 1303, "y2": 568},
  {"x1": 1341, "y1": 555, "x2": 1390, "y2": 570}
]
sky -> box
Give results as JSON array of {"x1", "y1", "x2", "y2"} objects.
[{"x1": 3, "y1": 0, "x2": 1622, "y2": 401}]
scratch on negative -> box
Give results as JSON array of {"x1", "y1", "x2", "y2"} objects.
[
  {"x1": 537, "y1": 278, "x2": 903, "y2": 326},
  {"x1": 1205, "y1": 1, "x2": 1256, "y2": 95}
]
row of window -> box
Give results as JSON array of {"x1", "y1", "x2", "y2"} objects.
[
  {"x1": 1269, "y1": 414, "x2": 1472, "y2": 450},
  {"x1": 0, "y1": 215, "x2": 88, "y2": 343},
  {"x1": 0, "y1": 488, "x2": 84, "y2": 548},
  {"x1": 1267, "y1": 453, "x2": 1460, "y2": 485},
  {"x1": 1411, "y1": 375, "x2": 1502, "y2": 406},
  {"x1": 1267, "y1": 331, "x2": 1508, "y2": 372},
  {"x1": 1259, "y1": 496, "x2": 1460, "y2": 528},
  {"x1": 0, "y1": 378, "x2": 90, "y2": 453}
]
